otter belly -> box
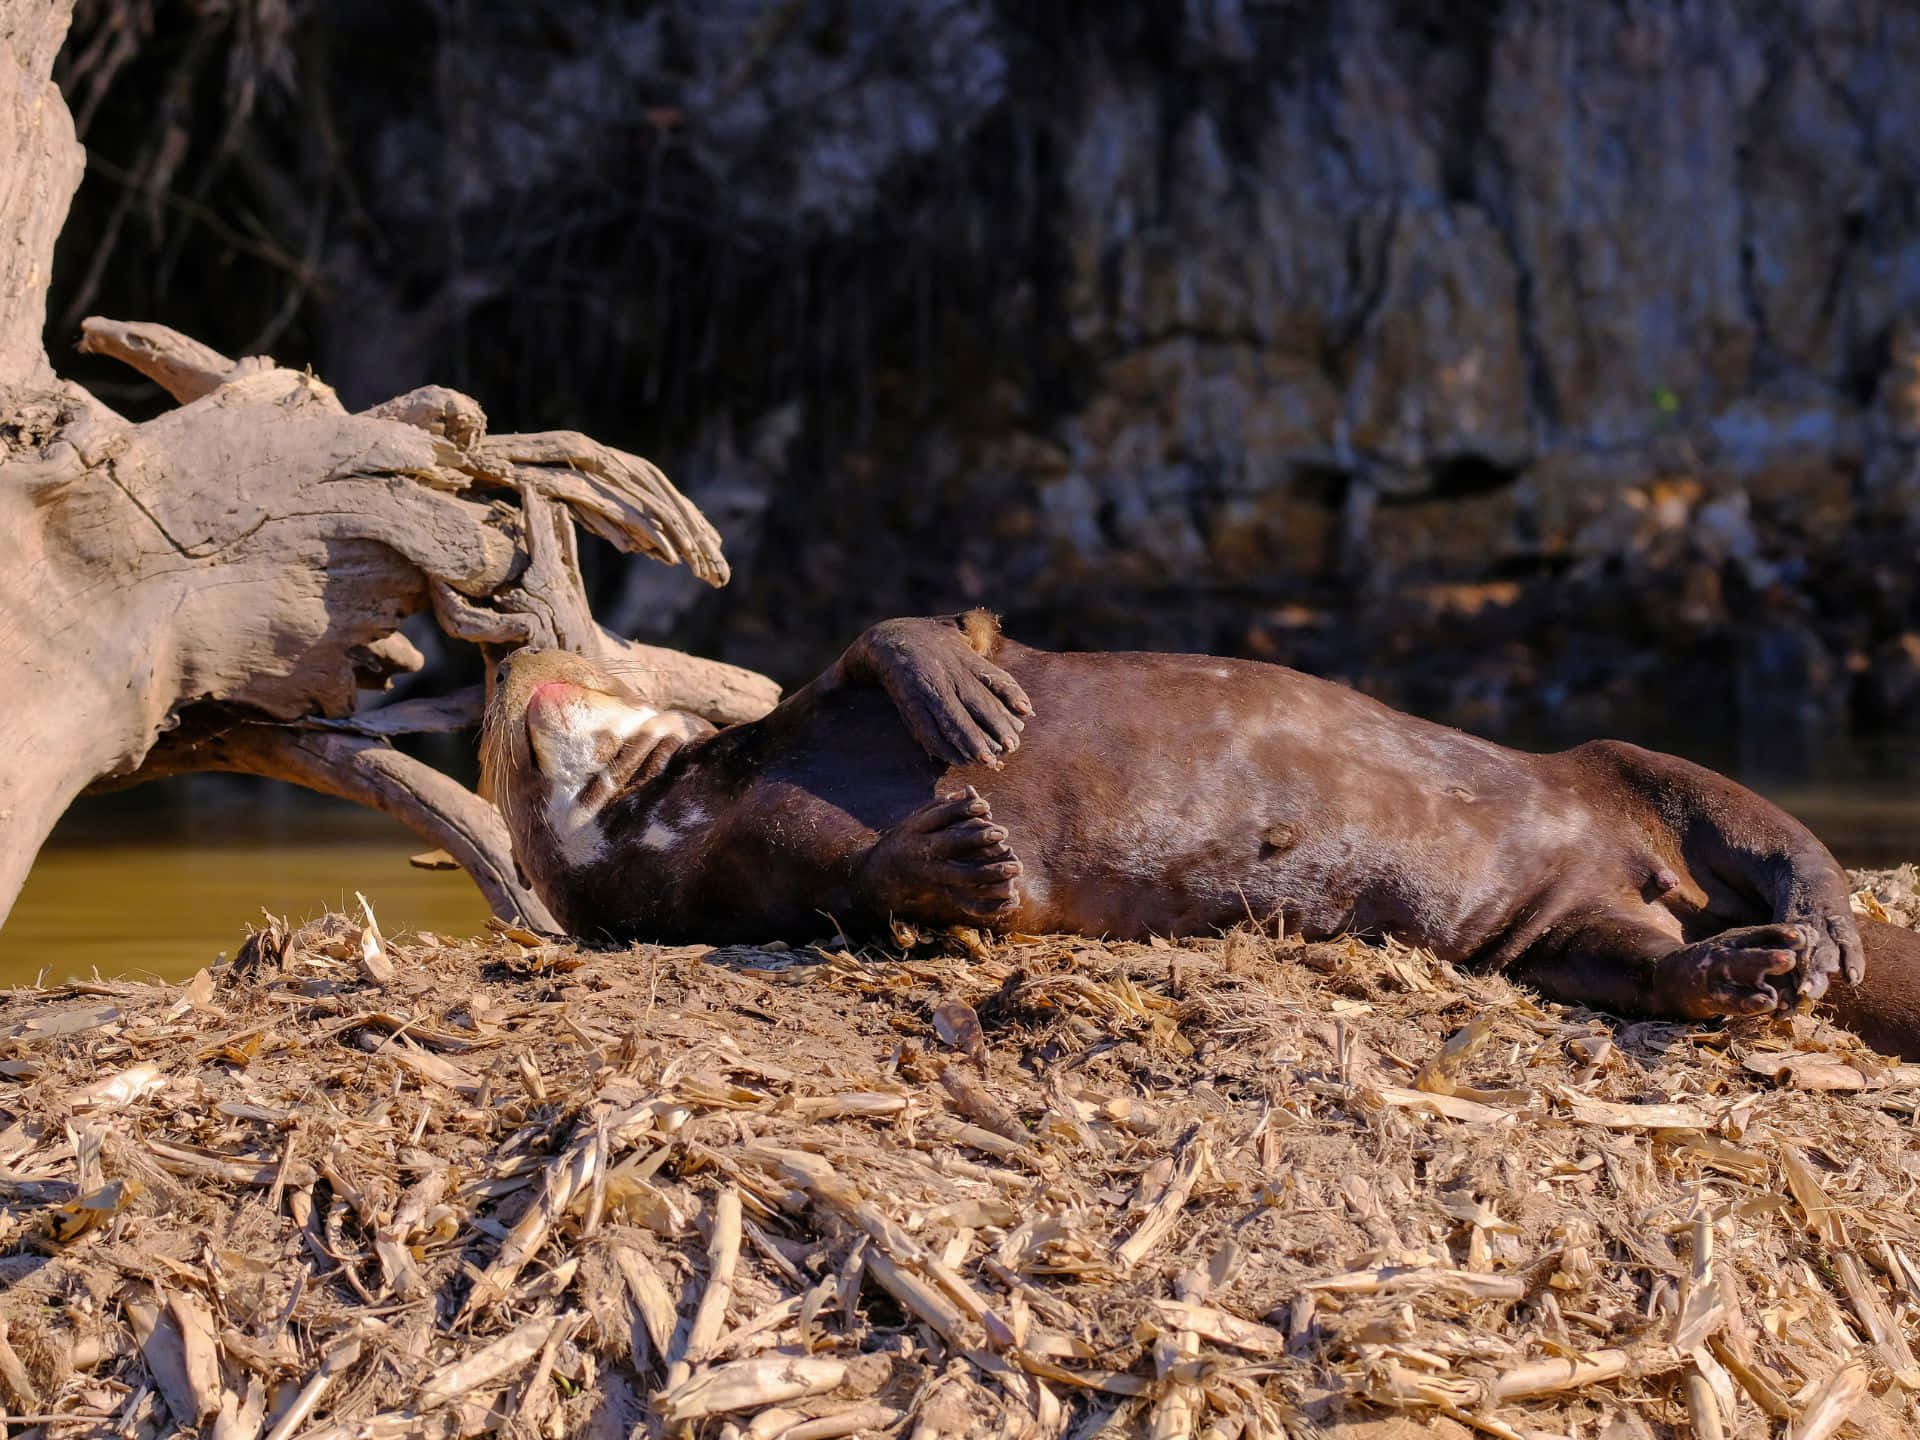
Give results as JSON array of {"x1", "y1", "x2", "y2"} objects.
[
  {"x1": 670, "y1": 645, "x2": 1616, "y2": 957},
  {"x1": 932, "y1": 647, "x2": 1585, "y2": 952}
]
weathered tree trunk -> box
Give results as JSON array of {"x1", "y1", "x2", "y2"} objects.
[{"x1": 0, "y1": 0, "x2": 779, "y2": 930}]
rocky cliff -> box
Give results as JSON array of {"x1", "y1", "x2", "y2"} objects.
[{"x1": 49, "y1": 0, "x2": 1920, "y2": 766}]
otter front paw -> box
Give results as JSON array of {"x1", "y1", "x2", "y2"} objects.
[
  {"x1": 860, "y1": 619, "x2": 1032, "y2": 768},
  {"x1": 861, "y1": 787, "x2": 1022, "y2": 926},
  {"x1": 1655, "y1": 923, "x2": 1812, "y2": 1018},
  {"x1": 1776, "y1": 894, "x2": 1866, "y2": 1000}
]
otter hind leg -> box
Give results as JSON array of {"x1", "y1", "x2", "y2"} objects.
[
  {"x1": 1519, "y1": 914, "x2": 1920, "y2": 1060},
  {"x1": 1565, "y1": 740, "x2": 1865, "y2": 999},
  {"x1": 1513, "y1": 914, "x2": 1817, "y2": 1021},
  {"x1": 856, "y1": 787, "x2": 1023, "y2": 927}
]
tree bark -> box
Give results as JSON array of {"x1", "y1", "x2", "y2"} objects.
[
  {"x1": 98, "y1": 719, "x2": 554, "y2": 930},
  {"x1": 0, "y1": 0, "x2": 780, "y2": 929}
]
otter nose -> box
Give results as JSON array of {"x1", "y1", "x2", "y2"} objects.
[{"x1": 526, "y1": 681, "x2": 580, "y2": 723}]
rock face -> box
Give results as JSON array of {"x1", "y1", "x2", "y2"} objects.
[{"x1": 49, "y1": 0, "x2": 1920, "y2": 762}]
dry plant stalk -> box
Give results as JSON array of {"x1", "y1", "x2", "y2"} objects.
[
  {"x1": 415, "y1": 1314, "x2": 568, "y2": 1411},
  {"x1": 5, "y1": 871, "x2": 1920, "y2": 1434},
  {"x1": 669, "y1": 1184, "x2": 743, "y2": 1390}
]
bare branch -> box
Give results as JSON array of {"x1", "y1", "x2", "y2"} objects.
[
  {"x1": 360, "y1": 386, "x2": 489, "y2": 449},
  {"x1": 76, "y1": 317, "x2": 243, "y2": 403},
  {"x1": 476, "y1": 433, "x2": 731, "y2": 585},
  {"x1": 114, "y1": 720, "x2": 557, "y2": 929}
]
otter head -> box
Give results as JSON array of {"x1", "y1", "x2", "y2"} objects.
[{"x1": 480, "y1": 648, "x2": 715, "y2": 909}]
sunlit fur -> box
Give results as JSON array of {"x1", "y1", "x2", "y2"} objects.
[{"x1": 479, "y1": 648, "x2": 713, "y2": 903}]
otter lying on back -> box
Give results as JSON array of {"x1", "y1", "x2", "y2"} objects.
[
  {"x1": 482, "y1": 615, "x2": 1032, "y2": 936},
  {"x1": 481, "y1": 612, "x2": 1920, "y2": 1058}
]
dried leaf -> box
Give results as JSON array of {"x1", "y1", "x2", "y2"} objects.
[{"x1": 933, "y1": 1000, "x2": 989, "y2": 1068}]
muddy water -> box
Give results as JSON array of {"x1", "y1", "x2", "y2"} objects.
[
  {"x1": 0, "y1": 791, "x2": 490, "y2": 987},
  {"x1": 1, "y1": 771, "x2": 1915, "y2": 988}
]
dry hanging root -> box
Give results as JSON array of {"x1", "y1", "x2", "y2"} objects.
[{"x1": 6, "y1": 869, "x2": 1920, "y2": 1435}]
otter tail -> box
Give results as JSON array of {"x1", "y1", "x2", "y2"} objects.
[{"x1": 1821, "y1": 919, "x2": 1920, "y2": 1061}]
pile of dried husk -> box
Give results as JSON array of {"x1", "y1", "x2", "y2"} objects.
[{"x1": 7, "y1": 872, "x2": 1920, "y2": 1440}]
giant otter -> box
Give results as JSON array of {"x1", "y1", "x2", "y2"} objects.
[{"x1": 481, "y1": 613, "x2": 1920, "y2": 1058}]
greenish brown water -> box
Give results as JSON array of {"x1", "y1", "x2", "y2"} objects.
[
  {"x1": 0, "y1": 790, "x2": 491, "y2": 987},
  {"x1": 1, "y1": 772, "x2": 1915, "y2": 989}
]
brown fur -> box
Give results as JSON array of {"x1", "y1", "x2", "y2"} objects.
[
  {"x1": 479, "y1": 649, "x2": 606, "y2": 843},
  {"x1": 482, "y1": 619, "x2": 1920, "y2": 1059}
]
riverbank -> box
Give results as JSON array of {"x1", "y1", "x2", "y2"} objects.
[
  {"x1": 5, "y1": 876, "x2": 1920, "y2": 1437},
  {"x1": 11, "y1": 770, "x2": 1920, "y2": 991}
]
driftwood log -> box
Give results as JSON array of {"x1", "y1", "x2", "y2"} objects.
[{"x1": 0, "y1": 0, "x2": 780, "y2": 930}]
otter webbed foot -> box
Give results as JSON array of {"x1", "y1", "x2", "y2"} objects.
[
  {"x1": 1655, "y1": 923, "x2": 1812, "y2": 1018},
  {"x1": 859, "y1": 787, "x2": 1022, "y2": 927}
]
